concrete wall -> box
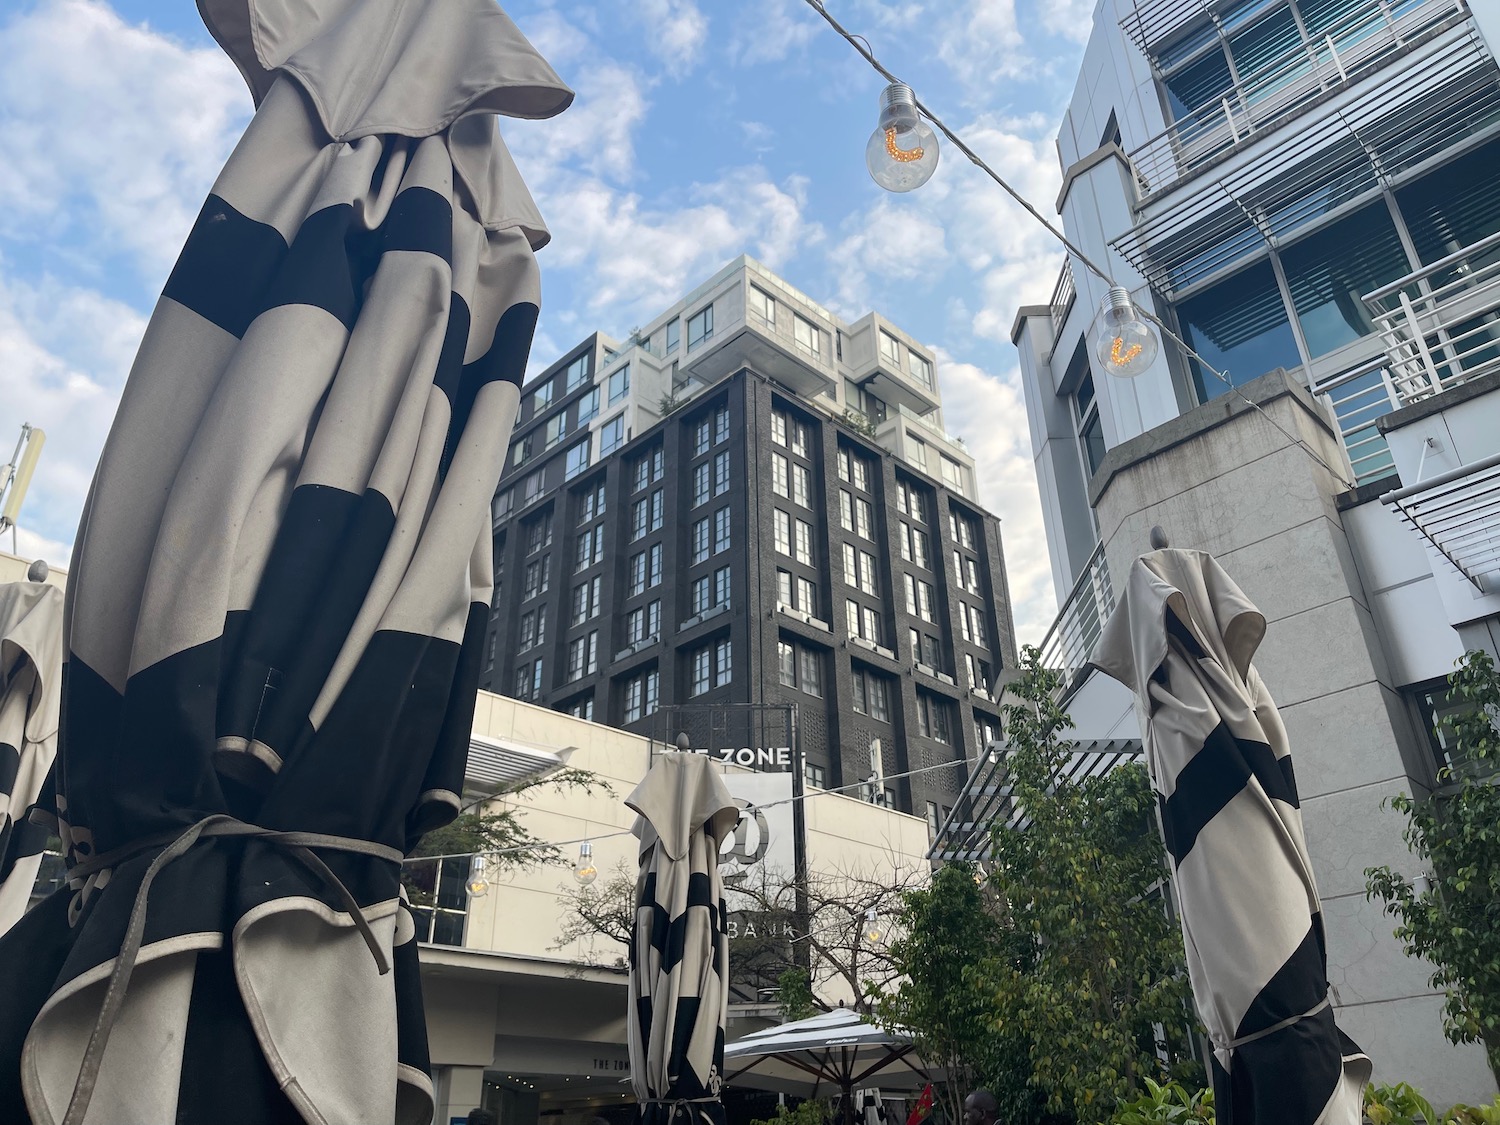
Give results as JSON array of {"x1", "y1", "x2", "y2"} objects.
[
  {"x1": 0, "y1": 550, "x2": 66, "y2": 589},
  {"x1": 1089, "y1": 370, "x2": 1497, "y2": 1105}
]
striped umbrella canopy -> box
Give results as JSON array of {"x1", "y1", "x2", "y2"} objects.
[
  {"x1": 1092, "y1": 547, "x2": 1370, "y2": 1125},
  {"x1": 627, "y1": 754, "x2": 742, "y2": 1125},
  {"x1": 0, "y1": 580, "x2": 63, "y2": 937},
  {"x1": 0, "y1": 1, "x2": 570, "y2": 1122}
]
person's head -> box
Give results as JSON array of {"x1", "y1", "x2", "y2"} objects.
[
  {"x1": 466, "y1": 1109, "x2": 497, "y2": 1125},
  {"x1": 962, "y1": 1090, "x2": 998, "y2": 1125}
]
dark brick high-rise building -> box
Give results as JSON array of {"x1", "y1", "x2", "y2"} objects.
[{"x1": 482, "y1": 257, "x2": 1018, "y2": 822}]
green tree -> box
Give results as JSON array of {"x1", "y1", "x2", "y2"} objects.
[
  {"x1": 984, "y1": 647, "x2": 1199, "y2": 1123},
  {"x1": 1366, "y1": 649, "x2": 1500, "y2": 1075},
  {"x1": 404, "y1": 767, "x2": 605, "y2": 905},
  {"x1": 876, "y1": 861, "x2": 1040, "y2": 1125}
]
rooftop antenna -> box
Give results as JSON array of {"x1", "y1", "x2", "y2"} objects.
[{"x1": 0, "y1": 423, "x2": 46, "y2": 555}]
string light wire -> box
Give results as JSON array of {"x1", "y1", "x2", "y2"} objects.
[
  {"x1": 799, "y1": 0, "x2": 1355, "y2": 491},
  {"x1": 405, "y1": 753, "x2": 973, "y2": 865}
]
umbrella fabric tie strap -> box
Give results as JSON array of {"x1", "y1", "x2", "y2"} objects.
[
  {"x1": 59, "y1": 813, "x2": 403, "y2": 1125},
  {"x1": 1222, "y1": 995, "x2": 1331, "y2": 1051}
]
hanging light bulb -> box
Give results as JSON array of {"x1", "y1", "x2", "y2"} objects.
[
  {"x1": 573, "y1": 841, "x2": 599, "y2": 886},
  {"x1": 862, "y1": 907, "x2": 884, "y2": 946},
  {"x1": 1091, "y1": 286, "x2": 1160, "y2": 378},
  {"x1": 865, "y1": 83, "x2": 940, "y2": 193},
  {"x1": 465, "y1": 854, "x2": 490, "y2": 898}
]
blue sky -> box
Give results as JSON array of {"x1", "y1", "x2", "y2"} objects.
[{"x1": 0, "y1": 0, "x2": 1095, "y2": 642}]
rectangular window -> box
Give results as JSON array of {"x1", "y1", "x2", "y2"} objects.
[
  {"x1": 564, "y1": 354, "x2": 590, "y2": 392},
  {"x1": 570, "y1": 580, "x2": 590, "y2": 625},
  {"x1": 908, "y1": 352, "x2": 933, "y2": 388},
  {"x1": 691, "y1": 575, "x2": 711, "y2": 615},
  {"x1": 842, "y1": 543, "x2": 857, "y2": 586},
  {"x1": 691, "y1": 517, "x2": 710, "y2": 564},
  {"x1": 623, "y1": 669, "x2": 660, "y2": 723},
  {"x1": 695, "y1": 419, "x2": 712, "y2": 457},
  {"x1": 772, "y1": 411, "x2": 788, "y2": 447},
  {"x1": 917, "y1": 691, "x2": 952, "y2": 743},
  {"x1": 607, "y1": 365, "x2": 631, "y2": 405},
  {"x1": 577, "y1": 388, "x2": 600, "y2": 423},
  {"x1": 714, "y1": 565, "x2": 732, "y2": 608},
  {"x1": 714, "y1": 406, "x2": 730, "y2": 445},
  {"x1": 794, "y1": 519, "x2": 813, "y2": 566},
  {"x1": 840, "y1": 491, "x2": 854, "y2": 532},
  {"x1": 793, "y1": 314, "x2": 819, "y2": 357},
  {"x1": 975, "y1": 714, "x2": 1000, "y2": 749},
  {"x1": 1177, "y1": 261, "x2": 1301, "y2": 403},
  {"x1": 692, "y1": 463, "x2": 711, "y2": 507},
  {"x1": 790, "y1": 421, "x2": 808, "y2": 458},
  {"x1": 687, "y1": 304, "x2": 714, "y2": 349},
  {"x1": 577, "y1": 483, "x2": 605, "y2": 525},
  {"x1": 879, "y1": 329, "x2": 900, "y2": 364},
  {"x1": 519, "y1": 609, "x2": 536, "y2": 650},
  {"x1": 651, "y1": 489, "x2": 664, "y2": 532},
  {"x1": 531, "y1": 378, "x2": 554, "y2": 412},
  {"x1": 907, "y1": 435, "x2": 928, "y2": 472},
  {"x1": 855, "y1": 498, "x2": 873, "y2": 540},
  {"x1": 853, "y1": 667, "x2": 891, "y2": 721},
  {"x1": 798, "y1": 647, "x2": 822, "y2": 697},
  {"x1": 774, "y1": 510, "x2": 792, "y2": 555},
  {"x1": 852, "y1": 457, "x2": 868, "y2": 491},
  {"x1": 804, "y1": 762, "x2": 826, "y2": 789},
  {"x1": 863, "y1": 605, "x2": 881, "y2": 647},
  {"x1": 544, "y1": 413, "x2": 568, "y2": 450},
  {"x1": 858, "y1": 551, "x2": 877, "y2": 593},
  {"x1": 714, "y1": 637, "x2": 732, "y2": 687},
  {"x1": 691, "y1": 648, "x2": 711, "y2": 696},
  {"x1": 940, "y1": 456, "x2": 966, "y2": 495},
  {"x1": 950, "y1": 509, "x2": 975, "y2": 549},
  {"x1": 772, "y1": 453, "x2": 790, "y2": 497},
  {"x1": 666, "y1": 318, "x2": 680, "y2": 354},
  {"x1": 493, "y1": 489, "x2": 514, "y2": 523},
  {"x1": 777, "y1": 569, "x2": 794, "y2": 607},
  {"x1": 600, "y1": 416, "x2": 626, "y2": 456},
  {"x1": 626, "y1": 606, "x2": 645, "y2": 645},
  {"x1": 796, "y1": 576, "x2": 817, "y2": 615},
  {"x1": 778, "y1": 640, "x2": 796, "y2": 686},
  {"x1": 714, "y1": 506, "x2": 731, "y2": 553},
  {"x1": 630, "y1": 498, "x2": 649, "y2": 542},
  {"x1": 522, "y1": 556, "x2": 549, "y2": 599},
  {"x1": 749, "y1": 285, "x2": 776, "y2": 326},
  {"x1": 633, "y1": 457, "x2": 650, "y2": 493},
  {"x1": 649, "y1": 543, "x2": 663, "y2": 588},
  {"x1": 566, "y1": 696, "x2": 594, "y2": 721},
  {"x1": 792, "y1": 465, "x2": 810, "y2": 509},
  {"x1": 521, "y1": 470, "x2": 545, "y2": 505},
  {"x1": 1282, "y1": 202, "x2": 1413, "y2": 357},
  {"x1": 838, "y1": 448, "x2": 851, "y2": 482},
  {"x1": 629, "y1": 552, "x2": 647, "y2": 597},
  {"x1": 523, "y1": 512, "x2": 553, "y2": 555},
  {"x1": 713, "y1": 451, "x2": 730, "y2": 495}
]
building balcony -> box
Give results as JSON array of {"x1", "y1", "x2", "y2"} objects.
[
  {"x1": 842, "y1": 314, "x2": 941, "y2": 416},
  {"x1": 1037, "y1": 541, "x2": 1115, "y2": 700},
  {"x1": 1128, "y1": 0, "x2": 1468, "y2": 197},
  {"x1": 680, "y1": 319, "x2": 839, "y2": 400}
]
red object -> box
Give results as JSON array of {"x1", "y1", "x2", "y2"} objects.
[{"x1": 905, "y1": 1085, "x2": 935, "y2": 1125}]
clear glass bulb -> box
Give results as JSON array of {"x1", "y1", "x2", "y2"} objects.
[
  {"x1": 863, "y1": 908, "x2": 884, "y2": 945},
  {"x1": 465, "y1": 854, "x2": 490, "y2": 898},
  {"x1": 865, "y1": 84, "x2": 939, "y2": 193},
  {"x1": 573, "y1": 841, "x2": 598, "y2": 886},
  {"x1": 1092, "y1": 287, "x2": 1160, "y2": 378}
]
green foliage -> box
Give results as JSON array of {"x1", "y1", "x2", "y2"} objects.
[
  {"x1": 1110, "y1": 1079, "x2": 1212, "y2": 1125},
  {"x1": 1442, "y1": 1096, "x2": 1500, "y2": 1125},
  {"x1": 840, "y1": 409, "x2": 879, "y2": 440},
  {"x1": 1363, "y1": 1082, "x2": 1438, "y2": 1125},
  {"x1": 1365, "y1": 649, "x2": 1500, "y2": 1074},
  {"x1": 982, "y1": 647, "x2": 1201, "y2": 1123},
  {"x1": 660, "y1": 393, "x2": 686, "y2": 416},
  {"x1": 751, "y1": 1100, "x2": 829, "y2": 1125},
  {"x1": 877, "y1": 861, "x2": 1041, "y2": 1125},
  {"x1": 405, "y1": 768, "x2": 607, "y2": 905},
  {"x1": 777, "y1": 967, "x2": 819, "y2": 1021}
]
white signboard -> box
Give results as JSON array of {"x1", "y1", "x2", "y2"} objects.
[{"x1": 718, "y1": 770, "x2": 795, "y2": 915}]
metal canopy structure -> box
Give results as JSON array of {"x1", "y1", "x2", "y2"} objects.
[
  {"x1": 1383, "y1": 451, "x2": 1500, "y2": 594},
  {"x1": 1113, "y1": 24, "x2": 1499, "y2": 295},
  {"x1": 928, "y1": 737, "x2": 1143, "y2": 862},
  {"x1": 464, "y1": 735, "x2": 573, "y2": 791}
]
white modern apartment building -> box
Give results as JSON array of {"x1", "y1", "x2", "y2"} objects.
[{"x1": 1011, "y1": 0, "x2": 1500, "y2": 1105}]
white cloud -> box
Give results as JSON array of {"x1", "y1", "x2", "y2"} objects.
[
  {"x1": 1036, "y1": 0, "x2": 1100, "y2": 44},
  {"x1": 728, "y1": 0, "x2": 821, "y2": 65},
  {"x1": 631, "y1": 0, "x2": 709, "y2": 78},
  {"x1": 0, "y1": 270, "x2": 146, "y2": 556},
  {"x1": 930, "y1": 351, "x2": 1057, "y2": 644},
  {"x1": 827, "y1": 197, "x2": 951, "y2": 316},
  {"x1": 0, "y1": 0, "x2": 247, "y2": 290},
  {"x1": 935, "y1": 0, "x2": 1030, "y2": 96},
  {"x1": 507, "y1": 60, "x2": 651, "y2": 187}
]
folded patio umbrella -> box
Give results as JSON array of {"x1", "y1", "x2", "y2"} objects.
[
  {"x1": 0, "y1": 1, "x2": 570, "y2": 1121},
  {"x1": 0, "y1": 580, "x2": 63, "y2": 937},
  {"x1": 628, "y1": 754, "x2": 741, "y2": 1125},
  {"x1": 1092, "y1": 546, "x2": 1370, "y2": 1125}
]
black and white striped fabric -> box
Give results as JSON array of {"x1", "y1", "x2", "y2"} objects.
[
  {"x1": 1093, "y1": 549, "x2": 1370, "y2": 1125},
  {"x1": 0, "y1": 2, "x2": 569, "y2": 1122},
  {"x1": 0, "y1": 581, "x2": 63, "y2": 937},
  {"x1": 627, "y1": 755, "x2": 741, "y2": 1125}
]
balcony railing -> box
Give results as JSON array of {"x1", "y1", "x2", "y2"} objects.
[
  {"x1": 1311, "y1": 360, "x2": 1401, "y2": 484},
  {"x1": 1362, "y1": 228, "x2": 1500, "y2": 405},
  {"x1": 1127, "y1": 0, "x2": 1465, "y2": 195},
  {"x1": 1050, "y1": 264, "x2": 1077, "y2": 338},
  {"x1": 1036, "y1": 542, "x2": 1115, "y2": 698}
]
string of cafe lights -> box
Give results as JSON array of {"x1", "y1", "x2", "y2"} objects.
[{"x1": 798, "y1": 0, "x2": 1356, "y2": 491}]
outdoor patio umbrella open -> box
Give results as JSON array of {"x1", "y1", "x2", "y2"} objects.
[
  {"x1": 627, "y1": 753, "x2": 742, "y2": 1125},
  {"x1": 0, "y1": 1, "x2": 570, "y2": 1121},
  {"x1": 0, "y1": 579, "x2": 63, "y2": 937},
  {"x1": 1091, "y1": 543, "x2": 1370, "y2": 1125},
  {"x1": 722, "y1": 1007, "x2": 941, "y2": 1123}
]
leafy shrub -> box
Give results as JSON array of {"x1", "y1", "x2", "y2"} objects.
[
  {"x1": 1364, "y1": 1082, "x2": 1437, "y2": 1125},
  {"x1": 751, "y1": 1100, "x2": 829, "y2": 1125},
  {"x1": 1443, "y1": 1097, "x2": 1500, "y2": 1125},
  {"x1": 1111, "y1": 1078, "x2": 1212, "y2": 1124}
]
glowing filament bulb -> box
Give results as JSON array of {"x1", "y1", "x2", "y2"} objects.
[
  {"x1": 1092, "y1": 287, "x2": 1160, "y2": 378},
  {"x1": 866, "y1": 84, "x2": 940, "y2": 192}
]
